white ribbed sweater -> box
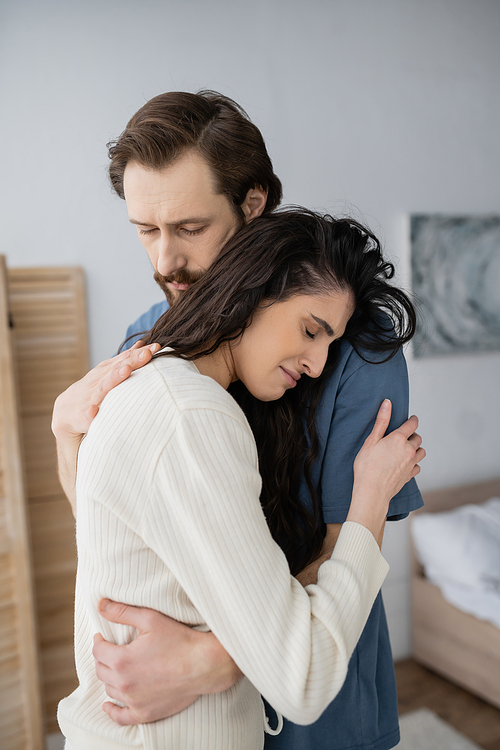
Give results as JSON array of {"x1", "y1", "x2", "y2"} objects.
[{"x1": 58, "y1": 355, "x2": 389, "y2": 750}]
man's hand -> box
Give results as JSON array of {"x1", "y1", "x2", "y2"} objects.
[
  {"x1": 295, "y1": 519, "x2": 387, "y2": 587},
  {"x1": 295, "y1": 523, "x2": 342, "y2": 586},
  {"x1": 93, "y1": 599, "x2": 243, "y2": 726},
  {"x1": 51, "y1": 342, "x2": 160, "y2": 513}
]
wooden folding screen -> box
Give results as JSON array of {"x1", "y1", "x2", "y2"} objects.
[
  {"x1": 8, "y1": 266, "x2": 89, "y2": 735},
  {"x1": 0, "y1": 257, "x2": 44, "y2": 750}
]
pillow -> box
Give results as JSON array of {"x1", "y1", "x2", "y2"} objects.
[{"x1": 411, "y1": 497, "x2": 500, "y2": 591}]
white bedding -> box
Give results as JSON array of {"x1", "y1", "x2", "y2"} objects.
[{"x1": 411, "y1": 497, "x2": 500, "y2": 628}]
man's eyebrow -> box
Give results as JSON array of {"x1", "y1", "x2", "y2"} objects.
[
  {"x1": 129, "y1": 217, "x2": 210, "y2": 226},
  {"x1": 311, "y1": 314, "x2": 334, "y2": 337}
]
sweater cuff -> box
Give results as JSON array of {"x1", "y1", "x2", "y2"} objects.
[{"x1": 329, "y1": 521, "x2": 389, "y2": 599}]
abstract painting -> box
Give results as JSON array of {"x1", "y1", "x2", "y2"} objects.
[{"x1": 411, "y1": 215, "x2": 500, "y2": 356}]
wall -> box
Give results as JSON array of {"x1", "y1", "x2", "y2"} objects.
[{"x1": 1, "y1": 0, "x2": 499, "y2": 659}]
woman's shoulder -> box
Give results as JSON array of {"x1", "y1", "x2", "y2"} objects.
[
  {"x1": 85, "y1": 356, "x2": 252, "y2": 464},
  {"x1": 150, "y1": 355, "x2": 246, "y2": 424}
]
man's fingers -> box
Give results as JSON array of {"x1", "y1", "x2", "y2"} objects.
[
  {"x1": 124, "y1": 343, "x2": 161, "y2": 370},
  {"x1": 85, "y1": 403, "x2": 100, "y2": 423},
  {"x1": 101, "y1": 363, "x2": 132, "y2": 395},
  {"x1": 101, "y1": 702, "x2": 137, "y2": 727},
  {"x1": 98, "y1": 682, "x2": 125, "y2": 703},
  {"x1": 93, "y1": 632, "x2": 124, "y2": 672},
  {"x1": 98, "y1": 599, "x2": 153, "y2": 632},
  {"x1": 368, "y1": 399, "x2": 392, "y2": 442},
  {"x1": 95, "y1": 345, "x2": 161, "y2": 403}
]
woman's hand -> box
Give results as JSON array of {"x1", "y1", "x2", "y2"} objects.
[
  {"x1": 347, "y1": 400, "x2": 425, "y2": 540},
  {"x1": 51, "y1": 341, "x2": 160, "y2": 513}
]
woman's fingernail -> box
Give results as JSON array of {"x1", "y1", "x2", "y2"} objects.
[{"x1": 380, "y1": 399, "x2": 391, "y2": 411}]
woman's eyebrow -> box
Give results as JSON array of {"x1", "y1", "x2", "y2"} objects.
[{"x1": 311, "y1": 314, "x2": 334, "y2": 337}]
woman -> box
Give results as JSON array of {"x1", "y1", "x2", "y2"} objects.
[{"x1": 58, "y1": 210, "x2": 423, "y2": 750}]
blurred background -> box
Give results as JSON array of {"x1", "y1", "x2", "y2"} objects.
[{"x1": 1, "y1": 0, "x2": 499, "y2": 746}]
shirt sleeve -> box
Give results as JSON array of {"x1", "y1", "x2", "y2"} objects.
[
  {"x1": 140, "y1": 407, "x2": 389, "y2": 725},
  {"x1": 120, "y1": 300, "x2": 170, "y2": 351},
  {"x1": 319, "y1": 348, "x2": 423, "y2": 523}
]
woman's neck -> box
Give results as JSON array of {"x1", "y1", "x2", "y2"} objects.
[{"x1": 193, "y1": 348, "x2": 235, "y2": 390}]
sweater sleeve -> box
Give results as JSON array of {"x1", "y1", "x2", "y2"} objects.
[{"x1": 140, "y1": 406, "x2": 389, "y2": 725}]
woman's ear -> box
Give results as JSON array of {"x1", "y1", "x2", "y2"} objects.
[{"x1": 240, "y1": 186, "x2": 268, "y2": 222}]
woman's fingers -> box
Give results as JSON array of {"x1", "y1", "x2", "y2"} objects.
[
  {"x1": 367, "y1": 399, "x2": 392, "y2": 442},
  {"x1": 409, "y1": 446, "x2": 426, "y2": 478},
  {"x1": 395, "y1": 415, "x2": 419, "y2": 440},
  {"x1": 415, "y1": 446, "x2": 426, "y2": 463},
  {"x1": 407, "y1": 431, "x2": 422, "y2": 449}
]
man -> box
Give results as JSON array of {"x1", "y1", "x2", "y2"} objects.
[{"x1": 53, "y1": 90, "x2": 423, "y2": 750}]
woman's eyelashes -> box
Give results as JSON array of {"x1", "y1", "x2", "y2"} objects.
[{"x1": 305, "y1": 328, "x2": 316, "y2": 340}]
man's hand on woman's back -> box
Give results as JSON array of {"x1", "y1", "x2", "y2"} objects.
[{"x1": 93, "y1": 599, "x2": 242, "y2": 725}]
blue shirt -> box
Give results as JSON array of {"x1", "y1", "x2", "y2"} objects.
[{"x1": 124, "y1": 301, "x2": 423, "y2": 750}]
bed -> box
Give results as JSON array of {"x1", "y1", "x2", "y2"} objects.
[{"x1": 410, "y1": 477, "x2": 500, "y2": 709}]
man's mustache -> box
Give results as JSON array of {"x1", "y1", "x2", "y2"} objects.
[{"x1": 154, "y1": 269, "x2": 205, "y2": 291}]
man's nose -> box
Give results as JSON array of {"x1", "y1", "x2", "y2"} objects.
[{"x1": 156, "y1": 234, "x2": 187, "y2": 277}]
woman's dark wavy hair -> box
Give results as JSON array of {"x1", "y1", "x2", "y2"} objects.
[{"x1": 140, "y1": 209, "x2": 416, "y2": 574}]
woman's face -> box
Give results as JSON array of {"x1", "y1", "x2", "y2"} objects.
[{"x1": 231, "y1": 289, "x2": 355, "y2": 401}]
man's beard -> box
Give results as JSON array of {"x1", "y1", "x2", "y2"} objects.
[{"x1": 154, "y1": 269, "x2": 205, "y2": 306}]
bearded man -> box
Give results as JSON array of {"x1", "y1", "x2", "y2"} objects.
[{"x1": 53, "y1": 90, "x2": 422, "y2": 750}]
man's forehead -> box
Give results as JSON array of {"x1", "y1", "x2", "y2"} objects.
[
  {"x1": 123, "y1": 157, "x2": 226, "y2": 221},
  {"x1": 124, "y1": 153, "x2": 217, "y2": 197},
  {"x1": 126, "y1": 192, "x2": 219, "y2": 226}
]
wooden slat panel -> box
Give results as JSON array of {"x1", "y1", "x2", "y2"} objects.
[
  {"x1": 0, "y1": 256, "x2": 44, "y2": 749},
  {"x1": 8, "y1": 265, "x2": 88, "y2": 733}
]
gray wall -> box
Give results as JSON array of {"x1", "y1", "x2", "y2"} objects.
[{"x1": 2, "y1": 0, "x2": 499, "y2": 658}]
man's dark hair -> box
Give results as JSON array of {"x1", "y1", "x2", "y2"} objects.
[{"x1": 107, "y1": 90, "x2": 282, "y2": 217}]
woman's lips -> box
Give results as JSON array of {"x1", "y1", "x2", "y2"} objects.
[{"x1": 280, "y1": 366, "x2": 299, "y2": 388}]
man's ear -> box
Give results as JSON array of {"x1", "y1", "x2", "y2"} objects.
[{"x1": 240, "y1": 186, "x2": 268, "y2": 223}]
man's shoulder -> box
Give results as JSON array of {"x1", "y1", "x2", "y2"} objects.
[
  {"x1": 123, "y1": 299, "x2": 170, "y2": 350},
  {"x1": 323, "y1": 337, "x2": 407, "y2": 401}
]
